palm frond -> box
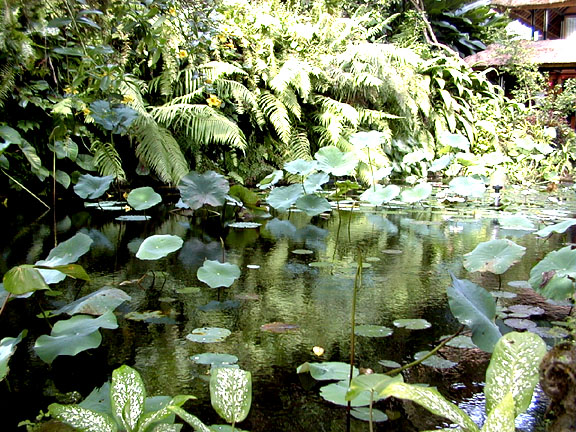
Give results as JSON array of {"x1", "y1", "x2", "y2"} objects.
[
  {"x1": 258, "y1": 92, "x2": 292, "y2": 144},
  {"x1": 91, "y1": 140, "x2": 126, "y2": 181}
]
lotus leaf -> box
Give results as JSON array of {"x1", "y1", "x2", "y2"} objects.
[
  {"x1": 528, "y1": 245, "x2": 576, "y2": 300},
  {"x1": 284, "y1": 159, "x2": 318, "y2": 175},
  {"x1": 535, "y1": 218, "x2": 576, "y2": 237},
  {"x1": 400, "y1": 183, "x2": 432, "y2": 203},
  {"x1": 393, "y1": 319, "x2": 431, "y2": 330},
  {"x1": 191, "y1": 353, "x2": 239, "y2": 366},
  {"x1": 0, "y1": 330, "x2": 26, "y2": 381},
  {"x1": 347, "y1": 373, "x2": 403, "y2": 402},
  {"x1": 295, "y1": 194, "x2": 332, "y2": 217},
  {"x1": 267, "y1": 184, "x2": 304, "y2": 212},
  {"x1": 507, "y1": 305, "x2": 544, "y2": 316},
  {"x1": 447, "y1": 275, "x2": 501, "y2": 352},
  {"x1": 292, "y1": 249, "x2": 313, "y2": 255},
  {"x1": 74, "y1": 174, "x2": 114, "y2": 199},
  {"x1": 186, "y1": 327, "x2": 231, "y2": 343},
  {"x1": 136, "y1": 235, "x2": 183, "y2": 260},
  {"x1": 354, "y1": 325, "x2": 393, "y2": 337},
  {"x1": 210, "y1": 367, "x2": 251, "y2": 424},
  {"x1": 503, "y1": 318, "x2": 536, "y2": 330},
  {"x1": 52, "y1": 288, "x2": 131, "y2": 316},
  {"x1": 314, "y1": 146, "x2": 358, "y2": 176},
  {"x1": 463, "y1": 239, "x2": 526, "y2": 275},
  {"x1": 3, "y1": 265, "x2": 49, "y2": 295},
  {"x1": 303, "y1": 172, "x2": 330, "y2": 194},
  {"x1": 257, "y1": 170, "x2": 283, "y2": 189},
  {"x1": 350, "y1": 407, "x2": 388, "y2": 422},
  {"x1": 197, "y1": 260, "x2": 241, "y2": 288},
  {"x1": 360, "y1": 184, "x2": 400, "y2": 206},
  {"x1": 35, "y1": 232, "x2": 93, "y2": 284},
  {"x1": 126, "y1": 186, "x2": 162, "y2": 211},
  {"x1": 319, "y1": 381, "x2": 372, "y2": 407},
  {"x1": 448, "y1": 176, "x2": 486, "y2": 198},
  {"x1": 178, "y1": 171, "x2": 230, "y2": 210},
  {"x1": 498, "y1": 215, "x2": 535, "y2": 231},
  {"x1": 296, "y1": 361, "x2": 358, "y2": 381}
]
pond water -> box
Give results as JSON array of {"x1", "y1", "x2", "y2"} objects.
[{"x1": 1, "y1": 187, "x2": 574, "y2": 431}]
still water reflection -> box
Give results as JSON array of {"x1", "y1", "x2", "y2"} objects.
[{"x1": 0, "y1": 202, "x2": 571, "y2": 431}]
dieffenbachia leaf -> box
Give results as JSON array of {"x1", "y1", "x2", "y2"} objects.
[
  {"x1": 111, "y1": 365, "x2": 146, "y2": 431},
  {"x1": 49, "y1": 403, "x2": 118, "y2": 432},
  {"x1": 481, "y1": 392, "x2": 515, "y2": 432},
  {"x1": 210, "y1": 367, "x2": 252, "y2": 424}
]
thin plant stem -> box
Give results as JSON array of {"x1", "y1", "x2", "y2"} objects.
[
  {"x1": 2, "y1": 170, "x2": 50, "y2": 210},
  {"x1": 0, "y1": 293, "x2": 12, "y2": 316}
]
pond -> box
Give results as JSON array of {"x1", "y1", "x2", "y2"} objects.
[{"x1": 1, "y1": 185, "x2": 574, "y2": 431}]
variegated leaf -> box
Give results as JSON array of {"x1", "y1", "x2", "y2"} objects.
[
  {"x1": 168, "y1": 406, "x2": 211, "y2": 432},
  {"x1": 481, "y1": 392, "x2": 515, "y2": 432},
  {"x1": 111, "y1": 365, "x2": 146, "y2": 431},
  {"x1": 210, "y1": 368, "x2": 252, "y2": 424},
  {"x1": 48, "y1": 403, "x2": 118, "y2": 432}
]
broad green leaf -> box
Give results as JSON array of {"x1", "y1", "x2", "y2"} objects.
[
  {"x1": 393, "y1": 319, "x2": 431, "y2": 330},
  {"x1": 267, "y1": 184, "x2": 304, "y2": 212},
  {"x1": 52, "y1": 288, "x2": 131, "y2": 316},
  {"x1": 89, "y1": 101, "x2": 137, "y2": 133},
  {"x1": 0, "y1": 330, "x2": 26, "y2": 381},
  {"x1": 186, "y1": 327, "x2": 231, "y2": 343},
  {"x1": 535, "y1": 218, "x2": 576, "y2": 237},
  {"x1": 320, "y1": 380, "x2": 372, "y2": 407},
  {"x1": 228, "y1": 184, "x2": 260, "y2": 208},
  {"x1": 49, "y1": 403, "x2": 118, "y2": 432},
  {"x1": 52, "y1": 138, "x2": 78, "y2": 160},
  {"x1": 111, "y1": 365, "x2": 146, "y2": 431},
  {"x1": 191, "y1": 353, "x2": 238, "y2": 366},
  {"x1": 36, "y1": 264, "x2": 90, "y2": 281},
  {"x1": 528, "y1": 246, "x2": 576, "y2": 300},
  {"x1": 400, "y1": 183, "x2": 432, "y2": 204},
  {"x1": 349, "y1": 131, "x2": 386, "y2": 149},
  {"x1": 359, "y1": 185, "x2": 400, "y2": 206},
  {"x1": 350, "y1": 407, "x2": 388, "y2": 422},
  {"x1": 3, "y1": 265, "x2": 49, "y2": 295},
  {"x1": 178, "y1": 171, "x2": 229, "y2": 210},
  {"x1": 429, "y1": 154, "x2": 452, "y2": 172},
  {"x1": 346, "y1": 373, "x2": 403, "y2": 401},
  {"x1": 36, "y1": 232, "x2": 93, "y2": 284},
  {"x1": 284, "y1": 159, "x2": 318, "y2": 175},
  {"x1": 449, "y1": 177, "x2": 486, "y2": 198},
  {"x1": 139, "y1": 395, "x2": 195, "y2": 432},
  {"x1": 484, "y1": 332, "x2": 546, "y2": 417},
  {"x1": 294, "y1": 194, "x2": 332, "y2": 216},
  {"x1": 303, "y1": 172, "x2": 330, "y2": 193},
  {"x1": 354, "y1": 325, "x2": 393, "y2": 337},
  {"x1": 439, "y1": 132, "x2": 470, "y2": 151},
  {"x1": 168, "y1": 406, "x2": 211, "y2": 432},
  {"x1": 136, "y1": 235, "x2": 183, "y2": 260},
  {"x1": 378, "y1": 382, "x2": 480, "y2": 432},
  {"x1": 481, "y1": 392, "x2": 515, "y2": 432},
  {"x1": 447, "y1": 275, "x2": 501, "y2": 352},
  {"x1": 463, "y1": 239, "x2": 526, "y2": 275},
  {"x1": 210, "y1": 367, "x2": 252, "y2": 423},
  {"x1": 497, "y1": 215, "x2": 535, "y2": 231},
  {"x1": 257, "y1": 170, "x2": 283, "y2": 189},
  {"x1": 0, "y1": 125, "x2": 22, "y2": 148},
  {"x1": 54, "y1": 170, "x2": 71, "y2": 188},
  {"x1": 296, "y1": 361, "x2": 358, "y2": 381},
  {"x1": 74, "y1": 174, "x2": 115, "y2": 199},
  {"x1": 197, "y1": 260, "x2": 241, "y2": 288},
  {"x1": 414, "y1": 351, "x2": 457, "y2": 369},
  {"x1": 315, "y1": 146, "x2": 358, "y2": 176},
  {"x1": 127, "y1": 187, "x2": 162, "y2": 211}
]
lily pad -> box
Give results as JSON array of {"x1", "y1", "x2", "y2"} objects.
[
  {"x1": 292, "y1": 249, "x2": 314, "y2": 255},
  {"x1": 378, "y1": 359, "x2": 402, "y2": 369},
  {"x1": 191, "y1": 353, "x2": 239, "y2": 366},
  {"x1": 260, "y1": 322, "x2": 299, "y2": 333},
  {"x1": 73, "y1": 174, "x2": 114, "y2": 199},
  {"x1": 393, "y1": 319, "x2": 432, "y2": 330},
  {"x1": 319, "y1": 380, "x2": 371, "y2": 407},
  {"x1": 52, "y1": 288, "x2": 131, "y2": 316},
  {"x1": 529, "y1": 326, "x2": 570, "y2": 339},
  {"x1": 197, "y1": 260, "x2": 241, "y2": 289},
  {"x1": 445, "y1": 335, "x2": 478, "y2": 349},
  {"x1": 295, "y1": 194, "x2": 332, "y2": 217},
  {"x1": 535, "y1": 218, "x2": 576, "y2": 237},
  {"x1": 267, "y1": 184, "x2": 304, "y2": 212},
  {"x1": 284, "y1": 159, "x2": 318, "y2": 176},
  {"x1": 382, "y1": 249, "x2": 403, "y2": 254},
  {"x1": 355, "y1": 325, "x2": 393, "y2": 337},
  {"x1": 360, "y1": 184, "x2": 400, "y2": 206},
  {"x1": 414, "y1": 351, "x2": 457, "y2": 369},
  {"x1": 507, "y1": 305, "x2": 544, "y2": 317},
  {"x1": 115, "y1": 215, "x2": 151, "y2": 221},
  {"x1": 449, "y1": 177, "x2": 486, "y2": 198},
  {"x1": 315, "y1": 146, "x2": 358, "y2": 176},
  {"x1": 350, "y1": 407, "x2": 388, "y2": 422},
  {"x1": 504, "y1": 318, "x2": 537, "y2": 330},
  {"x1": 303, "y1": 172, "x2": 330, "y2": 194},
  {"x1": 178, "y1": 170, "x2": 230, "y2": 210},
  {"x1": 400, "y1": 183, "x2": 432, "y2": 204},
  {"x1": 186, "y1": 327, "x2": 232, "y2": 343},
  {"x1": 507, "y1": 280, "x2": 531, "y2": 289},
  {"x1": 463, "y1": 239, "x2": 526, "y2": 275},
  {"x1": 227, "y1": 222, "x2": 262, "y2": 228},
  {"x1": 135, "y1": 235, "x2": 183, "y2": 260},
  {"x1": 498, "y1": 215, "x2": 536, "y2": 231},
  {"x1": 297, "y1": 361, "x2": 358, "y2": 381},
  {"x1": 126, "y1": 186, "x2": 162, "y2": 211}
]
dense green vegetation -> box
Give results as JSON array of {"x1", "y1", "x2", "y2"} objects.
[{"x1": 1, "y1": 0, "x2": 575, "y2": 207}]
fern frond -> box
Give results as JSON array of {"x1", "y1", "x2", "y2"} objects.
[
  {"x1": 200, "y1": 61, "x2": 247, "y2": 81},
  {"x1": 286, "y1": 127, "x2": 312, "y2": 161},
  {"x1": 270, "y1": 59, "x2": 314, "y2": 101},
  {"x1": 258, "y1": 92, "x2": 292, "y2": 144},
  {"x1": 314, "y1": 95, "x2": 359, "y2": 127},
  {"x1": 277, "y1": 88, "x2": 301, "y2": 120},
  {"x1": 0, "y1": 64, "x2": 16, "y2": 108},
  {"x1": 91, "y1": 140, "x2": 126, "y2": 181},
  {"x1": 215, "y1": 78, "x2": 263, "y2": 121}
]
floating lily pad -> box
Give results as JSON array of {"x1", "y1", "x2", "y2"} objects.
[
  {"x1": 445, "y1": 335, "x2": 478, "y2": 349},
  {"x1": 135, "y1": 234, "x2": 183, "y2": 260},
  {"x1": 52, "y1": 288, "x2": 131, "y2": 316},
  {"x1": 463, "y1": 239, "x2": 526, "y2": 275},
  {"x1": 74, "y1": 174, "x2": 114, "y2": 199},
  {"x1": 297, "y1": 361, "x2": 358, "y2": 381},
  {"x1": 503, "y1": 318, "x2": 537, "y2": 330},
  {"x1": 355, "y1": 325, "x2": 393, "y2": 337},
  {"x1": 292, "y1": 249, "x2": 314, "y2": 255},
  {"x1": 507, "y1": 305, "x2": 545, "y2": 317},
  {"x1": 529, "y1": 326, "x2": 570, "y2": 339},
  {"x1": 360, "y1": 184, "x2": 400, "y2": 206},
  {"x1": 260, "y1": 322, "x2": 299, "y2": 333},
  {"x1": 175, "y1": 286, "x2": 201, "y2": 294},
  {"x1": 498, "y1": 215, "x2": 536, "y2": 231},
  {"x1": 393, "y1": 319, "x2": 431, "y2": 330},
  {"x1": 351, "y1": 407, "x2": 389, "y2": 422},
  {"x1": 414, "y1": 351, "x2": 457, "y2": 369},
  {"x1": 197, "y1": 260, "x2": 241, "y2": 289},
  {"x1": 115, "y1": 215, "x2": 151, "y2": 221},
  {"x1": 191, "y1": 353, "x2": 239, "y2": 366},
  {"x1": 186, "y1": 327, "x2": 231, "y2": 343},
  {"x1": 378, "y1": 359, "x2": 402, "y2": 369},
  {"x1": 126, "y1": 186, "x2": 162, "y2": 211},
  {"x1": 308, "y1": 261, "x2": 333, "y2": 268},
  {"x1": 295, "y1": 194, "x2": 332, "y2": 217},
  {"x1": 178, "y1": 170, "x2": 230, "y2": 210},
  {"x1": 227, "y1": 222, "x2": 262, "y2": 228},
  {"x1": 124, "y1": 311, "x2": 177, "y2": 324},
  {"x1": 490, "y1": 291, "x2": 518, "y2": 299},
  {"x1": 319, "y1": 381, "x2": 371, "y2": 407}
]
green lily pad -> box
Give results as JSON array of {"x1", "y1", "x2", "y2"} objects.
[
  {"x1": 498, "y1": 215, "x2": 536, "y2": 231},
  {"x1": 191, "y1": 353, "x2": 239, "y2": 366},
  {"x1": 267, "y1": 184, "x2": 304, "y2": 212},
  {"x1": 507, "y1": 305, "x2": 544, "y2": 317},
  {"x1": 315, "y1": 146, "x2": 358, "y2": 176},
  {"x1": 360, "y1": 185, "x2": 400, "y2": 206},
  {"x1": 529, "y1": 326, "x2": 570, "y2": 339},
  {"x1": 284, "y1": 159, "x2": 318, "y2": 176},
  {"x1": 135, "y1": 235, "x2": 183, "y2": 260},
  {"x1": 73, "y1": 174, "x2": 114, "y2": 199},
  {"x1": 52, "y1": 288, "x2": 131, "y2": 316},
  {"x1": 449, "y1": 177, "x2": 486, "y2": 198},
  {"x1": 297, "y1": 361, "x2": 358, "y2": 381},
  {"x1": 351, "y1": 407, "x2": 389, "y2": 422},
  {"x1": 126, "y1": 186, "x2": 162, "y2": 211},
  {"x1": 295, "y1": 194, "x2": 332, "y2": 217},
  {"x1": 393, "y1": 319, "x2": 432, "y2": 330},
  {"x1": 400, "y1": 183, "x2": 432, "y2": 204},
  {"x1": 303, "y1": 172, "x2": 330, "y2": 194},
  {"x1": 355, "y1": 325, "x2": 393, "y2": 337},
  {"x1": 382, "y1": 249, "x2": 403, "y2": 254},
  {"x1": 197, "y1": 260, "x2": 241, "y2": 289},
  {"x1": 186, "y1": 327, "x2": 232, "y2": 343},
  {"x1": 378, "y1": 359, "x2": 402, "y2": 369},
  {"x1": 210, "y1": 426, "x2": 250, "y2": 432},
  {"x1": 414, "y1": 351, "x2": 457, "y2": 369},
  {"x1": 463, "y1": 239, "x2": 526, "y2": 275},
  {"x1": 507, "y1": 280, "x2": 531, "y2": 289},
  {"x1": 319, "y1": 380, "x2": 371, "y2": 407},
  {"x1": 445, "y1": 335, "x2": 478, "y2": 349},
  {"x1": 535, "y1": 218, "x2": 576, "y2": 237},
  {"x1": 227, "y1": 222, "x2": 262, "y2": 228},
  {"x1": 178, "y1": 170, "x2": 230, "y2": 210},
  {"x1": 504, "y1": 318, "x2": 537, "y2": 330}
]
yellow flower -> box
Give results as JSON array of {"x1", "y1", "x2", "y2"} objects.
[
  {"x1": 168, "y1": 7, "x2": 176, "y2": 16},
  {"x1": 63, "y1": 86, "x2": 78, "y2": 95},
  {"x1": 124, "y1": 205, "x2": 132, "y2": 212},
  {"x1": 312, "y1": 346, "x2": 325, "y2": 356},
  {"x1": 82, "y1": 107, "x2": 91, "y2": 116},
  {"x1": 122, "y1": 95, "x2": 134, "y2": 104},
  {"x1": 224, "y1": 42, "x2": 235, "y2": 49},
  {"x1": 206, "y1": 94, "x2": 222, "y2": 108},
  {"x1": 217, "y1": 34, "x2": 227, "y2": 42},
  {"x1": 178, "y1": 49, "x2": 188, "y2": 59}
]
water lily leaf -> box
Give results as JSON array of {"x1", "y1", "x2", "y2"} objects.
[
  {"x1": 0, "y1": 330, "x2": 26, "y2": 382},
  {"x1": 227, "y1": 222, "x2": 261, "y2": 228},
  {"x1": 378, "y1": 359, "x2": 402, "y2": 369},
  {"x1": 267, "y1": 184, "x2": 304, "y2": 212},
  {"x1": 315, "y1": 146, "x2": 358, "y2": 176},
  {"x1": 126, "y1": 187, "x2": 162, "y2": 211},
  {"x1": 35, "y1": 232, "x2": 93, "y2": 284},
  {"x1": 350, "y1": 407, "x2": 388, "y2": 422},
  {"x1": 49, "y1": 403, "x2": 117, "y2": 432},
  {"x1": 449, "y1": 177, "x2": 486, "y2": 198},
  {"x1": 197, "y1": 260, "x2": 241, "y2": 288},
  {"x1": 115, "y1": 215, "x2": 151, "y2": 221},
  {"x1": 191, "y1": 353, "x2": 238, "y2": 366},
  {"x1": 297, "y1": 361, "x2": 358, "y2": 381},
  {"x1": 34, "y1": 311, "x2": 118, "y2": 364},
  {"x1": 74, "y1": 174, "x2": 114, "y2": 199},
  {"x1": 400, "y1": 183, "x2": 432, "y2": 204},
  {"x1": 355, "y1": 325, "x2": 393, "y2": 337},
  {"x1": 295, "y1": 194, "x2": 332, "y2": 217},
  {"x1": 257, "y1": 169, "x2": 283, "y2": 189},
  {"x1": 136, "y1": 235, "x2": 183, "y2": 260},
  {"x1": 463, "y1": 239, "x2": 526, "y2": 275},
  {"x1": 440, "y1": 132, "x2": 470, "y2": 151},
  {"x1": 303, "y1": 172, "x2": 330, "y2": 193},
  {"x1": 429, "y1": 154, "x2": 453, "y2": 172},
  {"x1": 503, "y1": 318, "x2": 536, "y2": 330},
  {"x1": 447, "y1": 275, "x2": 501, "y2": 352},
  {"x1": 260, "y1": 322, "x2": 299, "y2": 333},
  {"x1": 535, "y1": 218, "x2": 576, "y2": 237},
  {"x1": 529, "y1": 245, "x2": 576, "y2": 300},
  {"x1": 186, "y1": 327, "x2": 231, "y2": 343},
  {"x1": 178, "y1": 171, "x2": 230, "y2": 210},
  {"x1": 284, "y1": 159, "x2": 318, "y2": 176},
  {"x1": 498, "y1": 215, "x2": 535, "y2": 231},
  {"x1": 3, "y1": 265, "x2": 49, "y2": 295},
  {"x1": 320, "y1": 380, "x2": 371, "y2": 407},
  {"x1": 445, "y1": 335, "x2": 478, "y2": 349},
  {"x1": 507, "y1": 305, "x2": 544, "y2": 317},
  {"x1": 52, "y1": 288, "x2": 131, "y2": 316},
  {"x1": 485, "y1": 331, "x2": 546, "y2": 417},
  {"x1": 414, "y1": 351, "x2": 457, "y2": 369},
  {"x1": 393, "y1": 319, "x2": 432, "y2": 330},
  {"x1": 210, "y1": 367, "x2": 251, "y2": 423},
  {"x1": 347, "y1": 373, "x2": 403, "y2": 402},
  {"x1": 360, "y1": 185, "x2": 400, "y2": 206}
]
